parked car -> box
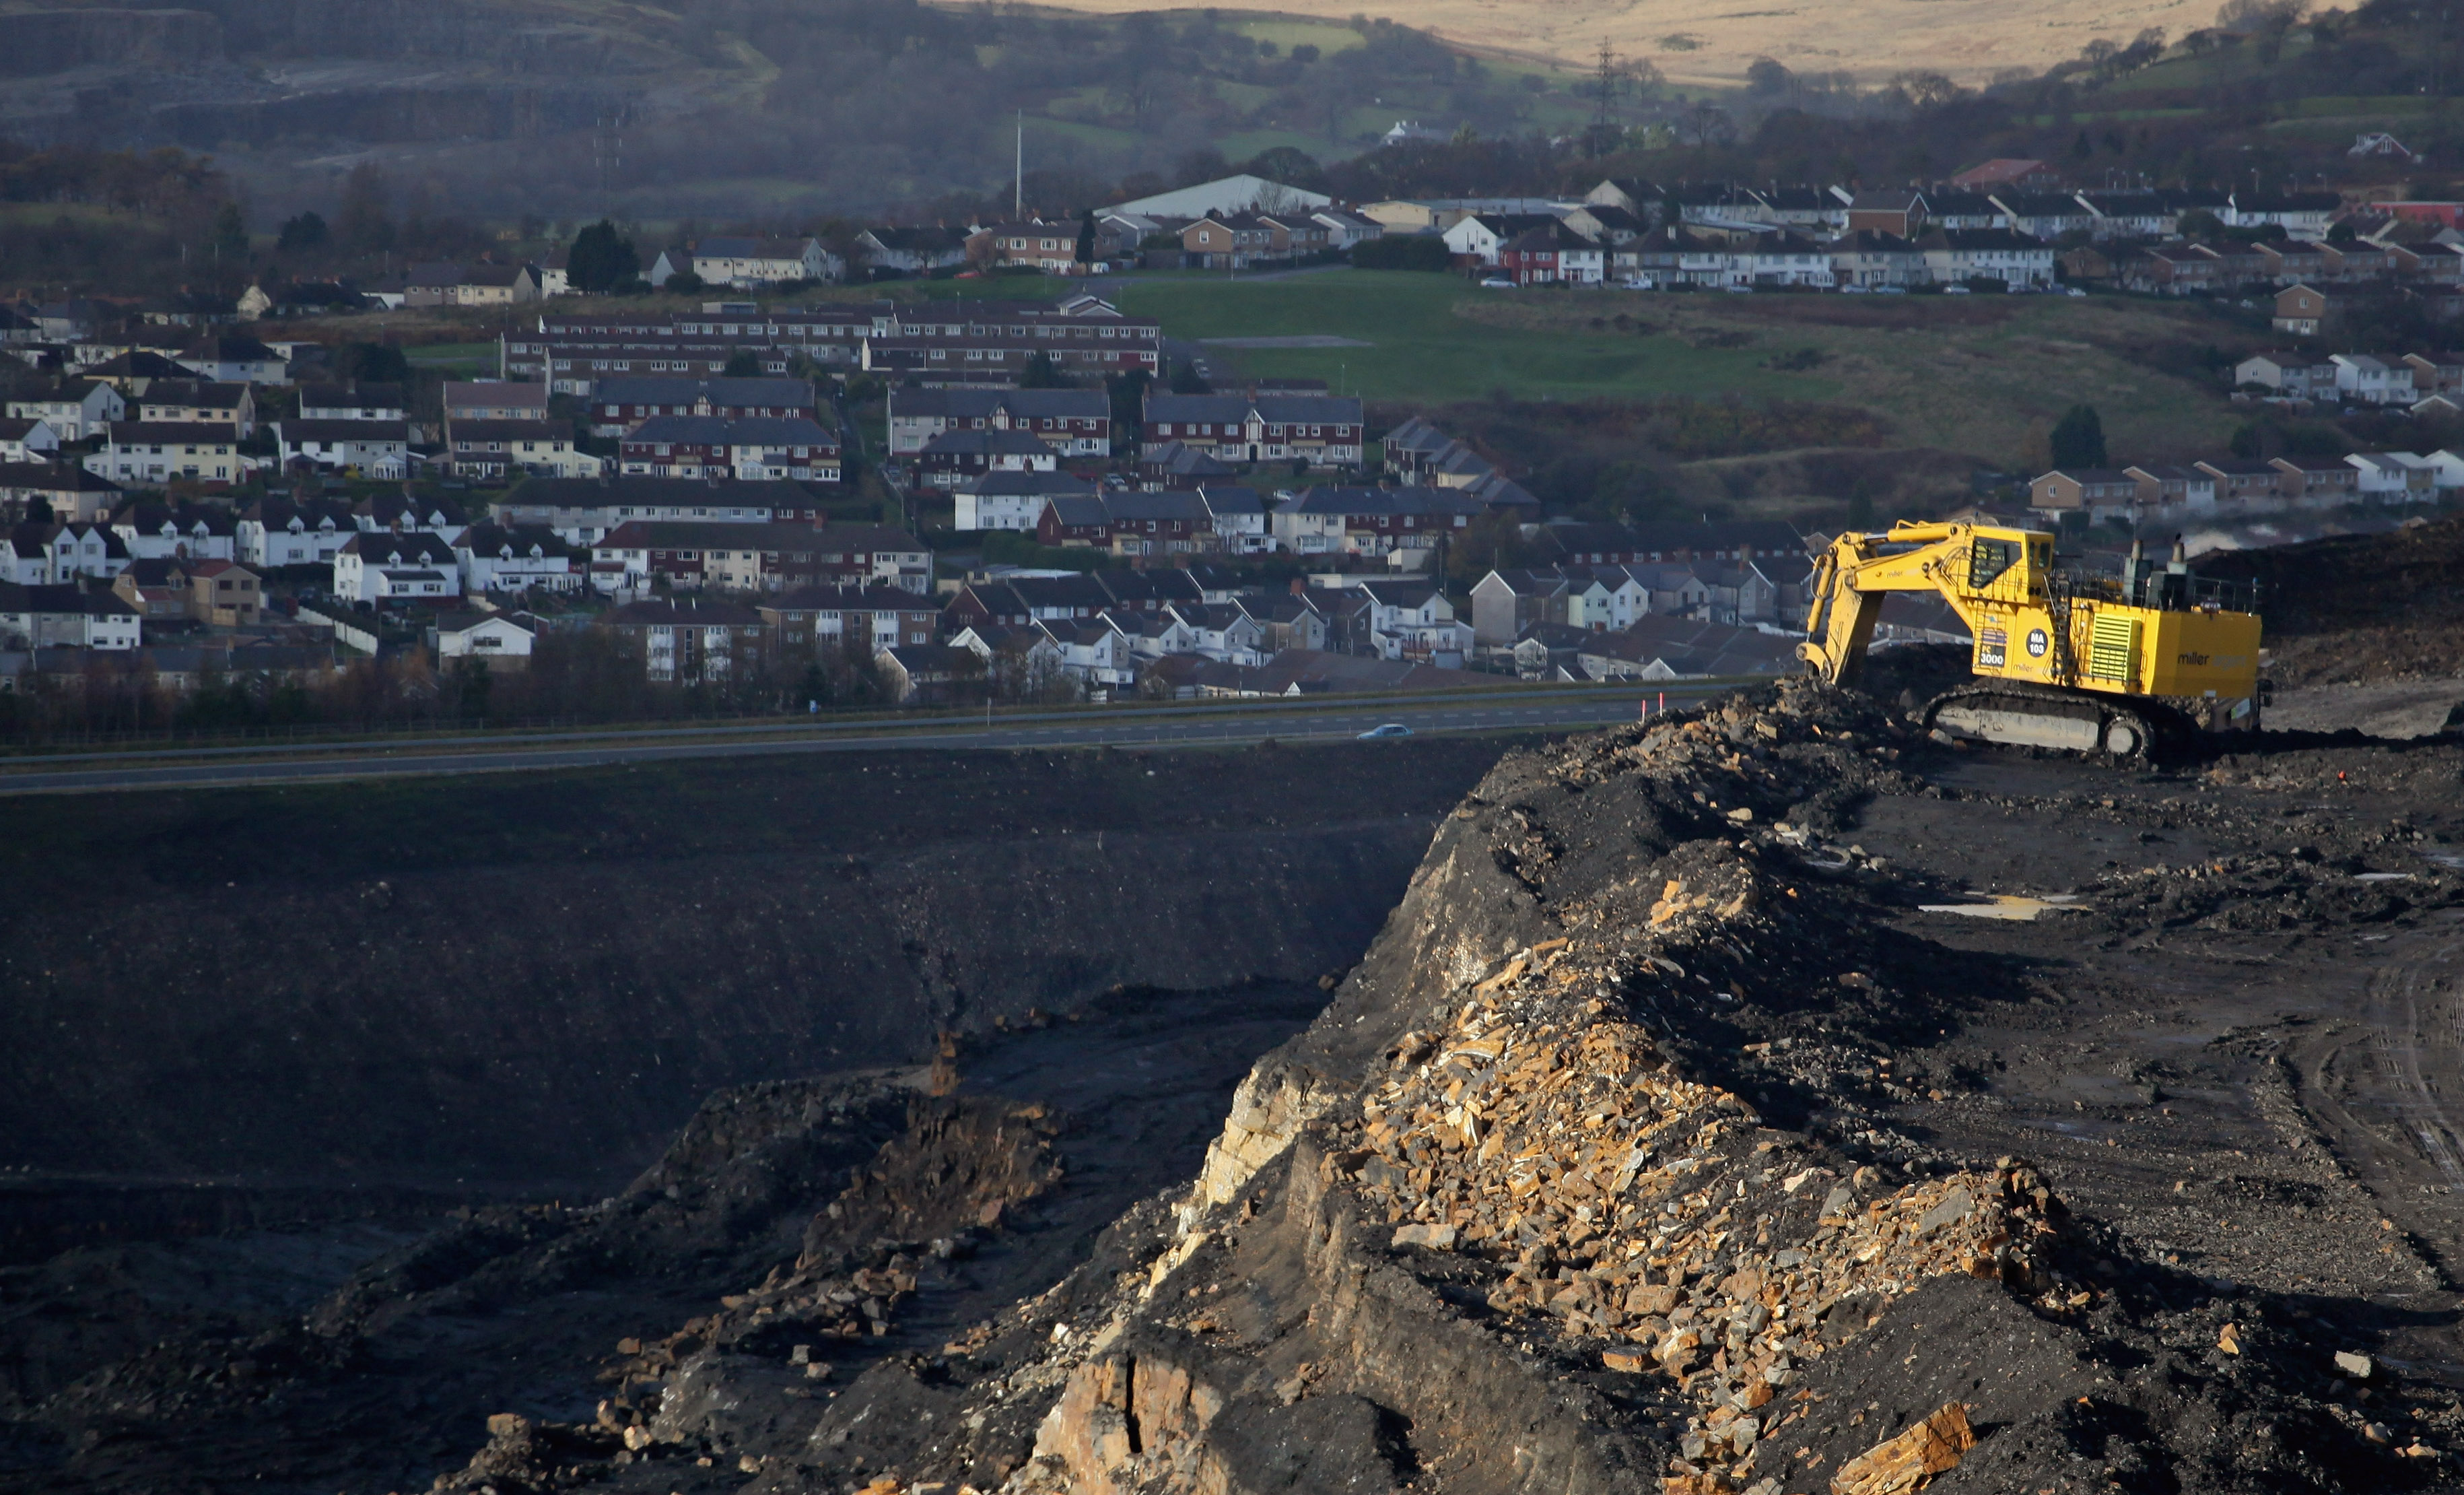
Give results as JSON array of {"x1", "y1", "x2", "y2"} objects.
[
  {"x1": 1944, "y1": 285, "x2": 1973, "y2": 296},
  {"x1": 1478, "y1": 275, "x2": 1515, "y2": 289},
  {"x1": 1357, "y1": 723, "x2": 1413, "y2": 739}
]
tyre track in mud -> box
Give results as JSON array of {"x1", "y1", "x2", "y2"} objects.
[{"x1": 2288, "y1": 929, "x2": 2464, "y2": 1292}]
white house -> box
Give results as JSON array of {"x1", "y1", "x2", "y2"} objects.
[
  {"x1": 951, "y1": 473, "x2": 1089, "y2": 532},
  {"x1": 112, "y1": 505, "x2": 236, "y2": 562},
  {"x1": 685, "y1": 236, "x2": 837, "y2": 288},
  {"x1": 2330, "y1": 355, "x2": 2417, "y2": 405},
  {"x1": 454, "y1": 524, "x2": 580, "y2": 593},
  {"x1": 83, "y1": 423, "x2": 244, "y2": 486},
  {"x1": 0, "y1": 419, "x2": 61, "y2": 462},
  {"x1": 334, "y1": 533, "x2": 463, "y2": 602},
  {"x1": 239, "y1": 499, "x2": 356, "y2": 569},
  {"x1": 1354, "y1": 579, "x2": 1474, "y2": 665},
  {"x1": 7, "y1": 382, "x2": 123, "y2": 440},
  {"x1": 275, "y1": 420, "x2": 411, "y2": 480},
  {"x1": 436, "y1": 610, "x2": 539, "y2": 664},
  {"x1": 175, "y1": 335, "x2": 289, "y2": 385}
]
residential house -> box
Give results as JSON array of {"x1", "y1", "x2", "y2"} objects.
[
  {"x1": 876, "y1": 642, "x2": 986, "y2": 702},
  {"x1": 590, "y1": 377, "x2": 817, "y2": 437},
  {"x1": 1270, "y1": 486, "x2": 1484, "y2": 561},
  {"x1": 1495, "y1": 221, "x2": 1606, "y2": 285},
  {"x1": 1036, "y1": 490, "x2": 1213, "y2": 557},
  {"x1": 2072, "y1": 191, "x2": 2178, "y2": 240},
  {"x1": 689, "y1": 237, "x2": 836, "y2": 288},
  {"x1": 275, "y1": 420, "x2": 412, "y2": 479},
  {"x1": 2274, "y1": 284, "x2": 2340, "y2": 337},
  {"x1": 885, "y1": 387, "x2": 1110, "y2": 458},
  {"x1": 759, "y1": 583, "x2": 940, "y2": 655},
  {"x1": 1826, "y1": 230, "x2": 1925, "y2": 289},
  {"x1": 2269, "y1": 455, "x2": 2362, "y2": 506},
  {"x1": 601, "y1": 597, "x2": 769, "y2": 682},
  {"x1": 455, "y1": 523, "x2": 582, "y2": 593},
  {"x1": 1351, "y1": 578, "x2": 1473, "y2": 665},
  {"x1": 1914, "y1": 228, "x2": 2056, "y2": 288},
  {"x1": 2124, "y1": 464, "x2": 2219, "y2": 514},
  {"x1": 443, "y1": 382, "x2": 551, "y2": 422},
  {"x1": 1441, "y1": 213, "x2": 1565, "y2": 267},
  {"x1": 619, "y1": 415, "x2": 840, "y2": 483},
  {"x1": 1311, "y1": 209, "x2": 1385, "y2": 249},
  {"x1": 334, "y1": 533, "x2": 463, "y2": 602},
  {"x1": 2329, "y1": 354, "x2": 2416, "y2": 405},
  {"x1": 949, "y1": 624, "x2": 1068, "y2": 696},
  {"x1": 355, "y1": 492, "x2": 471, "y2": 541},
  {"x1": 451, "y1": 420, "x2": 603, "y2": 480},
  {"x1": 2346, "y1": 452, "x2": 2438, "y2": 502},
  {"x1": 1235, "y1": 591, "x2": 1330, "y2": 654},
  {"x1": 0, "y1": 581, "x2": 141, "y2": 649},
  {"x1": 435, "y1": 611, "x2": 539, "y2": 668},
  {"x1": 1136, "y1": 440, "x2": 1239, "y2": 487},
  {"x1": 857, "y1": 226, "x2": 972, "y2": 275},
  {"x1": 969, "y1": 223, "x2": 1084, "y2": 274},
  {"x1": 591, "y1": 521, "x2": 928, "y2": 595},
  {"x1": 174, "y1": 335, "x2": 286, "y2": 385},
  {"x1": 7, "y1": 380, "x2": 124, "y2": 440},
  {"x1": 1844, "y1": 192, "x2": 1926, "y2": 237},
  {"x1": 2235, "y1": 352, "x2": 2337, "y2": 397},
  {"x1": 951, "y1": 471, "x2": 1093, "y2": 533},
  {"x1": 493, "y1": 475, "x2": 827, "y2": 545},
  {"x1": 2227, "y1": 192, "x2": 2339, "y2": 236},
  {"x1": 111, "y1": 500, "x2": 236, "y2": 562},
  {"x1": 1140, "y1": 391, "x2": 1365, "y2": 467},
  {"x1": 2029, "y1": 467, "x2": 2140, "y2": 521},
  {"x1": 1041, "y1": 620, "x2": 1137, "y2": 692},
  {"x1": 237, "y1": 496, "x2": 357, "y2": 569},
  {"x1": 0, "y1": 464, "x2": 121, "y2": 523},
  {"x1": 1987, "y1": 193, "x2": 2090, "y2": 241},
  {"x1": 298, "y1": 380, "x2": 409, "y2": 421},
  {"x1": 0, "y1": 419, "x2": 60, "y2": 463},
  {"x1": 1573, "y1": 616, "x2": 1800, "y2": 682},
  {"x1": 1524, "y1": 519, "x2": 1807, "y2": 568},
  {"x1": 183, "y1": 560, "x2": 261, "y2": 626},
  {"x1": 2401, "y1": 352, "x2": 2464, "y2": 395},
  {"x1": 136, "y1": 379, "x2": 254, "y2": 435},
  {"x1": 2194, "y1": 458, "x2": 2289, "y2": 510},
  {"x1": 913, "y1": 428, "x2": 1058, "y2": 488},
  {"x1": 1196, "y1": 484, "x2": 1271, "y2": 554},
  {"x1": 83, "y1": 422, "x2": 243, "y2": 486},
  {"x1": 1470, "y1": 568, "x2": 1569, "y2": 646}
]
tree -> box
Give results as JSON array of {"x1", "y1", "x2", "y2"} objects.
[
  {"x1": 1074, "y1": 211, "x2": 1096, "y2": 265},
  {"x1": 277, "y1": 211, "x2": 329, "y2": 253},
  {"x1": 723, "y1": 349, "x2": 763, "y2": 377},
  {"x1": 1168, "y1": 360, "x2": 1210, "y2": 394},
  {"x1": 210, "y1": 202, "x2": 248, "y2": 266},
  {"x1": 1021, "y1": 351, "x2": 1064, "y2": 389},
  {"x1": 665, "y1": 271, "x2": 706, "y2": 294},
  {"x1": 566, "y1": 220, "x2": 640, "y2": 294},
  {"x1": 2049, "y1": 404, "x2": 2107, "y2": 469},
  {"x1": 335, "y1": 163, "x2": 394, "y2": 255},
  {"x1": 1745, "y1": 57, "x2": 1791, "y2": 94},
  {"x1": 339, "y1": 342, "x2": 411, "y2": 383},
  {"x1": 2179, "y1": 208, "x2": 2226, "y2": 239}
]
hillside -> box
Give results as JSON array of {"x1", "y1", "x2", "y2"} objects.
[{"x1": 1022, "y1": 0, "x2": 2205, "y2": 86}]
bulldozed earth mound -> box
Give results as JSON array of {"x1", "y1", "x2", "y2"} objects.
[{"x1": 2201, "y1": 516, "x2": 2464, "y2": 688}]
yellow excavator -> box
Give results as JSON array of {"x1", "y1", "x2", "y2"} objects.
[{"x1": 1799, "y1": 520, "x2": 2265, "y2": 759}]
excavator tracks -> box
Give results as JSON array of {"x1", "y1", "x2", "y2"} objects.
[{"x1": 1920, "y1": 683, "x2": 2182, "y2": 763}]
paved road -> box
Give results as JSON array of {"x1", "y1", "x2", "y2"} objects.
[{"x1": 0, "y1": 688, "x2": 1711, "y2": 795}]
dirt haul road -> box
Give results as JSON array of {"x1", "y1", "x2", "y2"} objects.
[{"x1": 15, "y1": 688, "x2": 2464, "y2": 1495}]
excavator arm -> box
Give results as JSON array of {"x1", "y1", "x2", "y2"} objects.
[{"x1": 1798, "y1": 523, "x2": 2006, "y2": 685}]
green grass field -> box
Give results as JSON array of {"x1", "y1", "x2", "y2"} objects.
[
  {"x1": 1114, "y1": 270, "x2": 1823, "y2": 405},
  {"x1": 1111, "y1": 271, "x2": 2247, "y2": 466}
]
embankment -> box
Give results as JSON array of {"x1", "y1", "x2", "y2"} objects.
[{"x1": 0, "y1": 740, "x2": 1505, "y2": 1257}]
